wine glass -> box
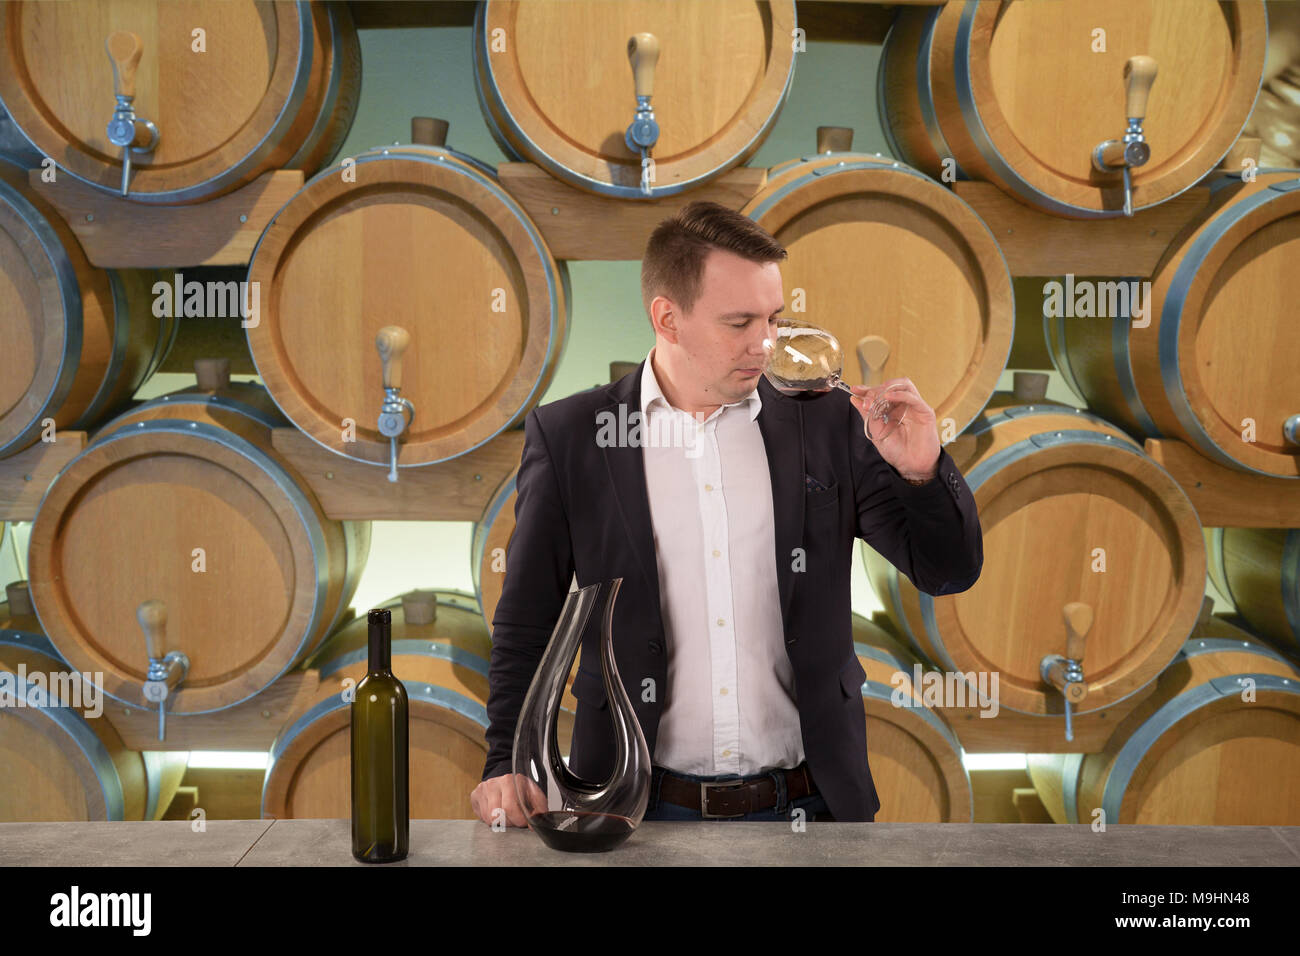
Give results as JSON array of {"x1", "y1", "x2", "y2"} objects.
[{"x1": 762, "y1": 319, "x2": 908, "y2": 443}]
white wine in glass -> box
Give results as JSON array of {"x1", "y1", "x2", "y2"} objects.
[{"x1": 762, "y1": 319, "x2": 908, "y2": 443}]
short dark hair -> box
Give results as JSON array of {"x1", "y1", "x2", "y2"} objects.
[{"x1": 641, "y1": 200, "x2": 787, "y2": 322}]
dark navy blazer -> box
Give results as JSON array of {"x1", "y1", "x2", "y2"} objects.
[{"x1": 481, "y1": 360, "x2": 983, "y2": 821}]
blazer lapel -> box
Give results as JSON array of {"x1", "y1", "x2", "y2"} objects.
[
  {"x1": 599, "y1": 362, "x2": 805, "y2": 638},
  {"x1": 755, "y1": 375, "x2": 804, "y2": 626}
]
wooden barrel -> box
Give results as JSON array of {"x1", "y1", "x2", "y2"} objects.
[
  {"x1": 851, "y1": 613, "x2": 972, "y2": 822},
  {"x1": 880, "y1": 0, "x2": 1268, "y2": 217},
  {"x1": 1045, "y1": 170, "x2": 1300, "y2": 477},
  {"x1": 741, "y1": 141, "x2": 1013, "y2": 435},
  {"x1": 264, "y1": 589, "x2": 516, "y2": 820},
  {"x1": 26, "y1": 373, "x2": 371, "y2": 714},
  {"x1": 0, "y1": 156, "x2": 174, "y2": 458},
  {"x1": 0, "y1": 0, "x2": 360, "y2": 204},
  {"x1": 1027, "y1": 614, "x2": 1300, "y2": 824},
  {"x1": 472, "y1": 468, "x2": 517, "y2": 635},
  {"x1": 0, "y1": 624, "x2": 188, "y2": 821},
  {"x1": 864, "y1": 390, "x2": 1205, "y2": 715},
  {"x1": 473, "y1": 0, "x2": 796, "y2": 198},
  {"x1": 470, "y1": 468, "x2": 586, "y2": 714},
  {"x1": 246, "y1": 136, "x2": 569, "y2": 467},
  {"x1": 1205, "y1": 526, "x2": 1300, "y2": 656}
]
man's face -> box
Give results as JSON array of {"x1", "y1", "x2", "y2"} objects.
[{"x1": 656, "y1": 248, "x2": 783, "y2": 406}]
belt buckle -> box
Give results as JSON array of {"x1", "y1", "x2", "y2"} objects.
[{"x1": 700, "y1": 780, "x2": 747, "y2": 819}]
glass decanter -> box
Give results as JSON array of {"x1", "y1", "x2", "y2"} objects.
[
  {"x1": 512, "y1": 577, "x2": 650, "y2": 852},
  {"x1": 762, "y1": 318, "x2": 908, "y2": 443}
]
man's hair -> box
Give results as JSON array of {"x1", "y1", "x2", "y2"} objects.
[{"x1": 641, "y1": 200, "x2": 787, "y2": 323}]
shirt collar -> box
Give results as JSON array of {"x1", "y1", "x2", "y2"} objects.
[{"x1": 639, "y1": 346, "x2": 762, "y2": 424}]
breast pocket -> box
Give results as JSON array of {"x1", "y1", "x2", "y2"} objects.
[{"x1": 805, "y1": 480, "x2": 839, "y2": 512}]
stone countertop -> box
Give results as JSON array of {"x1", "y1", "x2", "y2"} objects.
[{"x1": 2, "y1": 820, "x2": 1298, "y2": 866}]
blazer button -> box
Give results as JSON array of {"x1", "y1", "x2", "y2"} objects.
[{"x1": 648, "y1": 641, "x2": 663, "y2": 654}]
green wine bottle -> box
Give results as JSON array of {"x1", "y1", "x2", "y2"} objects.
[{"x1": 351, "y1": 608, "x2": 409, "y2": 862}]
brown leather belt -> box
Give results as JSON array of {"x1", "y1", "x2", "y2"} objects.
[{"x1": 654, "y1": 762, "x2": 817, "y2": 818}]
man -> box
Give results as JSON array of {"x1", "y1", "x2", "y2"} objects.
[{"x1": 471, "y1": 200, "x2": 982, "y2": 825}]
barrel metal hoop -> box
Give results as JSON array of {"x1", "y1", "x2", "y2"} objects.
[
  {"x1": 918, "y1": 429, "x2": 1184, "y2": 709},
  {"x1": 65, "y1": 419, "x2": 330, "y2": 713},
  {"x1": 0, "y1": 667, "x2": 125, "y2": 820},
  {"x1": 469, "y1": 0, "x2": 796, "y2": 200},
  {"x1": 1159, "y1": 182, "x2": 1298, "y2": 475},
  {"x1": 914, "y1": 4, "x2": 967, "y2": 178},
  {"x1": 316, "y1": 638, "x2": 491, "y2": 682},
  {"x1": 248, "y1": 148, "x2": 565, "y2": 465},
  {"x1": 262, "y1": 682, "x2": 488, "y2": 815},
  {"x1": 861, "y1": 675, "x2": 975, "y2": 822},
  {"x1": 73, "y1": 269, "x2": 133, "y2": 428},
  {"x1": 1101, "y1": 673, "x2": 1300, "y2": 822},
  {"x1": 0, "y1": 176, "x2": 83, "y2": 456}
]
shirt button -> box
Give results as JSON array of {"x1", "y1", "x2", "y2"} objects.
[
  {"x1": 716, "y1": 618, "x2": 725, "y2": 626},
  {"x1": 721, "y1": 750, "x2": 731, "y2": 757},
  {"x1": 719, "y1": 687, "x2": 728, "y2": 695},
  {"x1": 704, "y1": 483, "x2": 713, "y2": 491},
  {"x1": 712, "y1": 549, "x2": 721, "y2": 558}
]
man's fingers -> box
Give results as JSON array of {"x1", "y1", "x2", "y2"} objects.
[
  {"x1": 471, "y1": 775, "x2": 529, "y2": 827},
  {"x1": 497, "y1": 775, "x2": 529, "y2": 827}
]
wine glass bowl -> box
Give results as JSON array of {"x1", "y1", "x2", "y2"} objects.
[
  {"x1": 761, "y1": 319, "x2": 908, "y2": 443},
  {"x1": 762, "y1": 319, "x2": 848, "y2": 393}
]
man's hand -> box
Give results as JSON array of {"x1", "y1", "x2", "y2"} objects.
[
  {"x1": 849, "y1": 379, "x2": 940, "y2": 480},
  {"x1": 470, "y1": 772, "x2": 548, "y2": 827}
]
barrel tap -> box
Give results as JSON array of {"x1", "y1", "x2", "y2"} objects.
[
  {"x1": 624, "y1": 32, "x2": 661, "y2": 196},
  {"x1": 1040, "y1": 602, "x2": 1090, "y2": 741},
  {"x1": 1092, "y1": 55, "x2": 1158, "y2": 217},
  {"x1": 138, "y1": 599, "x2": 188, "y2": 742},
  {"x1": 105, "y1": 31, "x2": 160, "y2": 198},
  {"x1": 376, "y1": 326, "x2": 415, "y2": 482}
]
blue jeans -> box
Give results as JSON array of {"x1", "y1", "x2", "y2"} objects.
[{"x1": 642, "y1": 763, "x2": 835, "y2": 822}]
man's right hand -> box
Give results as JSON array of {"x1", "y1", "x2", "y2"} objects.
[{"x1": 470, "y1": 772, "x2": 547, "y2": 827}]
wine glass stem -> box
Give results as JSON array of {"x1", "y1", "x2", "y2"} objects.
[{"x1": 832, "y1": 379, "x2": 855, "y2": 395}]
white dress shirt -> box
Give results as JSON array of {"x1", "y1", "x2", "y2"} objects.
[{"x1": 639, "y1": 346, "x2": 804, "y2": 776}]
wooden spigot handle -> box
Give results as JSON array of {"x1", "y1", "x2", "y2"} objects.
[
  {"x1": 627, "y1": 32, "x2": 660, "y2": 99},
  {"x1": 1124, "y1": 55, "x2": 1157, "y2": 119},
  {"x1": 137, "y1": 599, "x2": 167, "y2": 660},
  {"x1": 106, "y1": 31, "x2": 142, "y2": 99},
  {"x1": 376, "y1": 326, "x2": 411, "y2": 390},
  {"x1": 856, "y1": 335, "x2": 891, "y2": 386},
  {"x1": 1063, "y1": 601, "x2": 1091, "y2": 662}
]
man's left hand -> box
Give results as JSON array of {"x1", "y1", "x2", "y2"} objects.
[{"x1": 849, "y1": 379, "x2": 940, "y2": 481}]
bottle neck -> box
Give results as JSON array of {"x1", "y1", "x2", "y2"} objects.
[{"x1": 368, "y1": 614, "x2": 392, "y2": 673}]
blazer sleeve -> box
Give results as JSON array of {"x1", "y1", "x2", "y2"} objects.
[
  {"x1": 481, "y1": 408, "x2": 576, "y2": 781},
  {"x1": 848, "y1": 408, "x2": 983, "y2": 596}
]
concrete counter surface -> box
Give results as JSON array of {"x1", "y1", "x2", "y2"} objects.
[{"x1": 2, "y1": 820, "x2": 1299, "y2": 866}]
